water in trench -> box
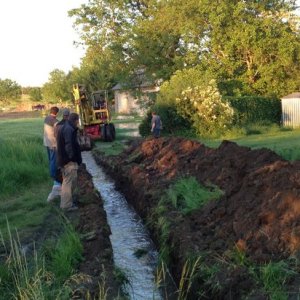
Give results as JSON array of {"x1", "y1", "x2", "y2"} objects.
[{"x1": 82, "y1": 151, "x2": 162, "y2": 300}]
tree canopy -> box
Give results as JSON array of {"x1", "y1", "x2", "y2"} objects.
[
  {"x1": 42, "y1": 69, "x2": 71, "y2": 103},
  {"x1": 0, "y1": 79, "x2": 22, "y2": 102},
  {"x1": 68, "y1": 0, "x2": 300, "y2": 98}
]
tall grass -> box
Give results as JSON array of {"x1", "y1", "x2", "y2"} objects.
[
  {"x1": 48, "y1": 221, "x2": 83, "y2": 282},
  {"x1": 0, "y1": 219, "x2": 83, "y2": 300},
  {"x1": 0, "y1": 138, "x2": 48, "y2": 196},
  {"x1": 0, "y1": 118, "x2": 52, "y2": 239},
  {"x1": 0, "y1": 118, "x2": 49, "y2": 196},
  {"x1": 260, "y1": 261, "x2": 294, "y2": 300}
]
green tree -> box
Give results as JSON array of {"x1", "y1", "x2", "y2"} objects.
[
  {"x1": 29, "y1": 87, "x2": 43, "y2": 102},
  {"x1": 201, "y1": 0, "x2": 300, "y2": 97},
  {"x1": 157, "y1": 67, "x2": 211, "y2": 105},
  {"x1": 42, "y1": 69, "x2": 71, "y2": 103},
  {"x1": 69, "y1": 0, "x2": 300, "y2": 98},
  {"x1": 0, "y1": 79, "x2": 22, "y2": 102}
]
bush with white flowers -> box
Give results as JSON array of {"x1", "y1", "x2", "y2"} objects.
[{"x1": 176, "y1": 80, "x2": 234, "y2": 137}]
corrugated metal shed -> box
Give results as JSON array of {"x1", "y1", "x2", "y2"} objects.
[{"x1": 281, "y1": 93, "x2": 300, "y2": 127}]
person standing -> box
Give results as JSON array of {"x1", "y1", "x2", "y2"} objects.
[
  {"x1": 54, "y1": 108, "x2": 70, "y2": 138},
  {"x1": 43, "y1": 106, "x2": 61, "y2": 201},
  {"x1": 56, "y1": 113, "x2": 82, "y2": 211},
  {"x1": 151, "y1": 111, "x2": 162, "y2": 138}
]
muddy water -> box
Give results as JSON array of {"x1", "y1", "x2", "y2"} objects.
[{"x1": 82, "y1": 151, "x2": 162, "y2": 300}]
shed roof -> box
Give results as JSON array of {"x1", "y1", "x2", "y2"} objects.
[
  {"x1": 112, "y1": 80, "x2": 156, "y2": 91},
  {"x1": 281, "y1": 92, "x2": 300, "y2": 99}
]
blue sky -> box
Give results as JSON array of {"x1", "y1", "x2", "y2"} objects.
[{"x1": 0, "y1": 1, "x2": 299, "y2": 87}]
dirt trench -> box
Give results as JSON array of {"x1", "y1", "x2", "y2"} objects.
[
  {"x1": 93, "y1": 136, "x2": 300, "y2": 299},
  {"x1": 69, "y1": 165, "x2": 122, "y2": 299}
]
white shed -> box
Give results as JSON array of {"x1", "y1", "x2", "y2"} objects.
[
  {"x1": 112, "y1": 82, "x2": 159, "y2": 115},
  {"x1": 281, "y1": 92, "x2": 300, "y2": 127}
]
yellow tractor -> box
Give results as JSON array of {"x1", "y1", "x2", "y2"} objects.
[{"x1": 72, "y1": 83, "x2": 116, "y2": 149}]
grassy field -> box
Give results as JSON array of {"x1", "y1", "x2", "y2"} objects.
[
  {"x1": 0, "y1": 117, "x2": 53, "y2": 239},
  {"x1": 203, "y1": 126, "x2": 300, "y2": 161},
  {"x1": 0, "y1": 115, "x2": 84, "y2": 299}
]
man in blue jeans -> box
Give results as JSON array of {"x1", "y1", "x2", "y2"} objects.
[{"x1": 43, "y1": 106, "x2": 61, "y2": 202}]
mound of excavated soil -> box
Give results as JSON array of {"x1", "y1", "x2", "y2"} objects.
[{"x1": 94, "y1": 136, "x2": 300, "y2": 297}]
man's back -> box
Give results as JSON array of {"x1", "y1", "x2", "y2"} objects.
[
  {"x1": 57, "y1": 121, "x2": 82, "y2": 168},
  {"x1": 44, "y1": 114, "x2": 58, "y2": 148},
  {"x1": 151, "y1": 114, "x2": 162, "y2": 129}
]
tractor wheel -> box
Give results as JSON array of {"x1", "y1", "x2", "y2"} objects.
[
  {"x1": 105, "y1": 123, "x2": 114, "y2": 142},
  {"x1": 108, "y1": 123, "x2": 116, "y2": 140},
  {"x1": 101, "y1": 124, "x2": 106, "y2": 141}
]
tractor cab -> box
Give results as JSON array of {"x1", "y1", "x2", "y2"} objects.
[{"x1": 72, "y1": 84, "x2": 115, "y2": 148}]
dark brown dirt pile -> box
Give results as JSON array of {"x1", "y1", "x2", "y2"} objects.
[{"x1": 95, "y1": 136, "x2": 300, "y2": 263}]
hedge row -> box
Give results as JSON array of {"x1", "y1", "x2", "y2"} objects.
[
  {"x1": 139, "y1": 96, "x2": 282, "y2": 138},
  {"x1": 226, "y1": 96, "x2": 282, "y2": 125}
]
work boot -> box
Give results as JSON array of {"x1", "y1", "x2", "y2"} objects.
[{"x1": 47, "y1": 185, "x2": 62, "y2": 202}]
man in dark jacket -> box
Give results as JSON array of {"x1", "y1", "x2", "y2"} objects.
[
  {"x1": 54, "y1": 108, "x2": 70, "y2": 139},
  {"x1": 57, "y1": 113, "x2": 82, "y2": 210}
]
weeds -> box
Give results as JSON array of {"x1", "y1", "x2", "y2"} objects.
[
  {"x1": 0, "y1": 219, "x2": 83, "y2": 299},
  {"x1": 48, "y1": 222, "x2": 83, "y2": 282},
  {"x1": 113, "y1": 266, "x2": 130, "y2": 286},
  {"x1": 166, "y1": 177, "x2": 223, "y2": 215},
  {"x1": 177, "y1": 257, "x2": 202, "y2": 300},
  {"x1": 260, "y1": 261, "x2": 294, "y2": 300}
]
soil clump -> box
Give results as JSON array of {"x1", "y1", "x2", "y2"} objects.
[{"x1": 94, "y1": 136, "x2": 300, "y2": 299}]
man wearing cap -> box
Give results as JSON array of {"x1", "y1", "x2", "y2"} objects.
[{"x1": 54, "y1": 108, "x2": 70, "y2": 138}]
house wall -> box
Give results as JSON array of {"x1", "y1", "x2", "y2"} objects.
[
  {"x1": 114, "y1": 86, "x2": 159, "y2": 115},
  {"x1": 281, "y1": 98, "x2": 300, "y2": 127}
]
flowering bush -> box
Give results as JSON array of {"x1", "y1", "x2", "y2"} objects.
[{"x1": 176, "y1": 81, "x2": 234, "y2": 137}]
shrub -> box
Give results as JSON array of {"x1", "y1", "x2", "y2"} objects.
[
  {"x1": 157, "y1": 67, "x2": 209, "y2": 106},
  {"x1": 226, "y1": 96, "x2": 281, "y2": 126},
  {"x1": 176, "y1": 81, "x2": 234, "y2": 138}
]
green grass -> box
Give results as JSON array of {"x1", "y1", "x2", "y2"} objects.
[
  {"x1": 93, "y1": 118, "x2": 141, "y2": 156},
  {"x1": 94, "y1": 140, "x2": 127, "y2": 156},
  {"x1": 48, "y1": 222, "x2": 83, "y2": 283},
  {"x1": 260, "y1": 261, "x2": 294, "y2": 300},
  {"x1": 0, "y1": 220, "x2": 83, "y2": 300},
  {"x1": 0, "y1": 116, "x2": 87, "y2": 299},
  {"x1": 166, "y1": 177, "x2": 224, "y2": 215},
  {"x1": 202, "y1": 126, "x2": 300, "y2": 161},
  {"x1": 0, "y1": 117, "x2": 54, "y2": 240},
  {"x1": 0, "y1": 117, "x2": 44, "y2": 140}
]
